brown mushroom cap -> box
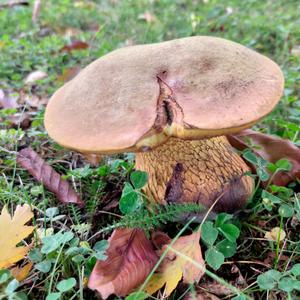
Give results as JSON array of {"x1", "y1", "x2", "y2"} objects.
[{"x1": 44, "y1": 36, "x2": 284, "y2": 154}]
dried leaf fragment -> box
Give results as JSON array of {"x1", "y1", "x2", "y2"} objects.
[
  {"x1": 265, "y1": 227, "x2": 286, "y2": 242},
  {"x1": 24, "y1": 70, "x2": 48, "y2": 84},
  {"x1": 145, "y1": 232, "x2": 205, "y2": 296},
  {"x1": 17, "y1": 147, "x2": 84, "y2": 206},
  {"x1": 228, "y1": 129, "x2": 300, "y2": 186},
  {"x1": 0, "y1": 204, "x2": 34, "y2": 269},
  {"x1": 88, "y1": 228, "x2": 158, "y2": 299},
  {"x1": 11, "y1": 262, "x2": 33, "y2": 281}
]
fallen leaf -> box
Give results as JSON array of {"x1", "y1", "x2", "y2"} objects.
[
  {"x1": 145, "y1": 232, "x2": 205, "y2": 296},
  {"x1": 199, "y1": 282, "x2": 232, "y2": 296},
  {"x1": 24, "y1": 94, "x2": 48, "y2": 108},
  {"x1": 228, "y1": 129, "x2": 300, "y2": 186},
  {"x1": 0, "y1": 89, "x2": 18, "y2": 109},
  {"x1": 60, "y1": 40, "x2": 89, "y2": 52},
  {"x1": 82, "y1": 153, "x2": 102, "y2": 166},
  {"x1": 57, "y1": 67, "x2": 81, "y2": 83},
  {"x1": 17, "y1": 147, "x2": 84, "y2": 206},
  {"x1": 265, "y1": 227, "x2": 286, "y2": 242},
  {"x1": 8, "y1": 112, "x2": 31, "y2": 129},
  {"x1": 88, "y1": 228, "x2": 158, "y2": 299},
  {"x1": 151, "y1": 231, "x2": 172, "y2": 250},
  {"x1": 0, "y1": 204, "x2": 34, "y2": 269},
  {"x1": 24, "y1": 70, "x2": 48, "y2": 84},
  {"x1": 11, "y1": 262, "x2": 33, "y2": 281}
]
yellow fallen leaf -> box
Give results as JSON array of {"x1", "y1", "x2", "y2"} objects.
[
  {"x1": 11, "y1": 262, "x2": 33, "y2": 281},
  {"x1": 145, "y1": 232, "x2": 205, "y2": 296},
  {"x1": 0, "y1": 204, "x2": 34, "y2": 269},
  {"x1": 265, "y1": 227, "x2": 286, "y2": 242}
]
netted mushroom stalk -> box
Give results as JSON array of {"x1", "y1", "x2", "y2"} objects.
[{"x1": 45, "y1": 36, "x2": 284, "y2": 212}]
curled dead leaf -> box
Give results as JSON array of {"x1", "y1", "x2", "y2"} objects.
[
  {"x1": 88, "y1": 228, "x2": 158, "y2": 299},
  {"x1": 228, "y1": 129, "x2": 300, "y2": 186},
  {"x1": 0, "y1": 204, "x2": 34, "y2": 269},
  {"x1": 17, "y1": 147, "x2": 84, "y2": 206},
  {"x1": 145, "y1": 232, "x2": 205, "y2": 296}
]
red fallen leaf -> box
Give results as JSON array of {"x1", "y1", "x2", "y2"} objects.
[
  {"x1": 88, "y1": 228, "x2": 158, "y2": 299},
  {"x1": 17, "y1": 147, "x2": 84, "y2": 206},
  {"x1": 60, "y1": 40, "x2": 89, "y2": 52},
  {"x1": 228, "y1": 129, "x2": 300, "y2": 186}
]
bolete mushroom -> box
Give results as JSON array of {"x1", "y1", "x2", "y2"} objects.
[{"x1": 44, "y1": 36, "x2": 284, "y2": 212}]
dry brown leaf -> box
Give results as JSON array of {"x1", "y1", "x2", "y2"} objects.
[
  {"x1": 8, "y1": 112, "x2": 31, "y2": 129},
  {"x1": 17, "y1": 147, "x2": 84, "y2": 206},
  {"x1": 0, "y1": 204, "x2": 34, "y2": 269},
  {"x1": 199, "y1": 282, "x2": 232, "y2": 296},
  {"x1": 145, "y1": 232, "x2": 205, "y2": 296},
  {"x1": 88, "y1": 228, "x2": 158, "y2": 299},
  {"x1": 228, "y1": 129, "x2": 300, "y2": 186},
  {"x1": 11, "y1": 262, "x2": 33, "y2": 281},
  {"x1": 82, "y1": 153, "x2": 102, "y2": 166},
  {"x1": 265, "y1": 227, "x2": 286, "y2": 242},
  {"x1": 60, "y1": 40, "x2": 89, "y2": 52},
  {"x1": 24, "y1": 70, "x2": 48, "y2": 84}
]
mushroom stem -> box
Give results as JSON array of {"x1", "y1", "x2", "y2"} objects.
[{"x1": 135, "y1": 136, "x2": 253, "y2": 212}]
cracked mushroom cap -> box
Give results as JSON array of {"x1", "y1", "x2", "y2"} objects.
[{"x1": 44, "y1": 36, "x2": 284, "y2": 154}]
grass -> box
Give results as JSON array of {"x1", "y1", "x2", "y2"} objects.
[{"x1": 1, "y1": 0, "x2": 300, "y2": 299}]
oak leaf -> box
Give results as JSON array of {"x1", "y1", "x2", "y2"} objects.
[
  {"x1": 145, "y1": 232, "x2": 205, "y2": 296},
  {"x1": 0, "y1": 204, "x2": 34, "y2": 269},
  {"x1": 17, "y1": 147, "x2": 84, "y2": 206},
  {"x1": 228, "y1": 129, "x2": 300, "y2": 186},
  {"x1": 88, "y1": 228, "x2": 158, "y2": 299}
]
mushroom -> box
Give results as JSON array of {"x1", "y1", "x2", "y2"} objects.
[{"x1": 44, "y1": 36, "x2": 284, "y2": 212}]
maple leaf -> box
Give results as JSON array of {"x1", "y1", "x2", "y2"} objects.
[
  {"x1": 0, "y1": 204, "x2": 34, "y2": 269},
  {"x1": 145, "y1": 232, "x2": 205, "y2": 296},
  {"x1": 88, "y1": 228, "x2": 158, "y2": 299}
]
